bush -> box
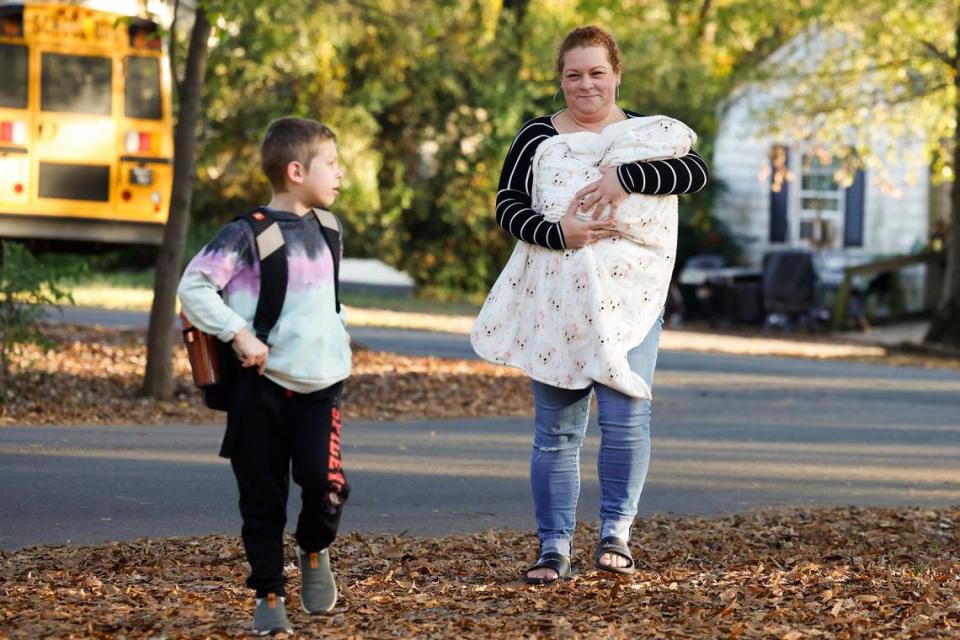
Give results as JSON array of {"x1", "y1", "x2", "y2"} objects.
[{"x1": 0, "y1": 241, "x2": 75, "y2": 386}]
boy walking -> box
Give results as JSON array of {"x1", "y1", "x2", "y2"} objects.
[{"x1": 178, "y1": 117, "x2": 350, "y2": 635}]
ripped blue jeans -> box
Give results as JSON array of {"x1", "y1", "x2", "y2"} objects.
[{"x1": 530, "y1": 316, "x2": 662, "y2": 558}]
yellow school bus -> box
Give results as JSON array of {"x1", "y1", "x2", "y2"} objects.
[{"x1": 0, "y1": 3, "x2": 173, "y2": 246}]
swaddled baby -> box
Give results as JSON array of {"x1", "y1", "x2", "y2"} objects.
[{"x1": 472, "y1": 115, "x2": 696, "y2": 398}]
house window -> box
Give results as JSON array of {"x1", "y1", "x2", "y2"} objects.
[{"x1": 795, "y1": 151, "x2": 845, "y2": 250}]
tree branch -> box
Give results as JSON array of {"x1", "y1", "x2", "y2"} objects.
[
  {"x1": 764, "y1": 57, "x2": 945, "y2": 84},
  {"x1": 776, "y1": 80, "x2": 950, "y2": 120},
  {"x1": 730, "y1": 26, "x2": 786, "y2": 75},
  {"x1": 169, "y1": 0, "x2": 181, "y2": 99},
  {"x1": 338, "y1": 0, "x2": 418, "y2": 26},
  {"x1": 919, "y1": 38, "x2": 954, "y2": 66},
  {"x1": 692, "y1": 0, "x2": 714, "y2": 42},
  {"x1": 502, "y1": 0, "x2": 529, "y2": 23}
]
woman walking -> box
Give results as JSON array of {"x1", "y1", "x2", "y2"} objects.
[{"x1": 472, "y1": 25, "x2": 708, "y2": 584}]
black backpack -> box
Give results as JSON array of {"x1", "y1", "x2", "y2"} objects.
[{"x1": 182, "y1": 206, "x2": 342, "y2": 411}]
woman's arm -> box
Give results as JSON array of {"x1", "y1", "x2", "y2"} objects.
[
  {"x1": 495, "y1": 119, "x2": 566, "y2": 249},
  {"x1": 616, "y1": 149, "x2": 709, "y2": 195}
]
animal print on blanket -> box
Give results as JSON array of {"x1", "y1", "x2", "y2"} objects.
[{"x1": 472, "y1": 116, "x2": 696, "y2": 398}]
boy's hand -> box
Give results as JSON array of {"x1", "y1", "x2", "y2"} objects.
[
  {"x1": 232, "y1": 327, "x2": 269, "y2": 375},
  {"x1": 559, "y1": 197, "x2": 616, "y2": 248}
]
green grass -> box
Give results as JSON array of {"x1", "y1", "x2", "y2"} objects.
[
  {"x1": 58, "y1": 267, "x2": 482, "y2": 317},
  {"x1": 61, "y1": 282, "x2": 481, "y2": 316},
  {"x1": 74, "y1": 270, "x2": 156, "y2": 289},
  {"x1": 340, "y1": 291, "x2": 481, "y2": 316},
  {"x1": 66, "y1": 282, "x2": 156, "y2": 311},
  {"x1": 45, "y1": 229, "x2": 485, "y2": 316}
]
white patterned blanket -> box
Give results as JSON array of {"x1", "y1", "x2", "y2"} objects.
[{"x1": 471, "y1": 116, "x2": 696, "y2": 398}]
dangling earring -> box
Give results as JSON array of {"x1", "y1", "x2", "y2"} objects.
[
  {"x1": 553, "y1": 86, "x2": 562, "y2": 103},
  {"x1": 616, "y1": 84, "x2": 620, "y2": 102}
]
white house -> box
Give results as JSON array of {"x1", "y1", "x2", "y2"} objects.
[{"x1": 711, "y1": 30, "x2": 939, "y2": 310}]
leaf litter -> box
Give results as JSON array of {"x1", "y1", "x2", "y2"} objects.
[
  {"x1": 2, "y1": 329, "x2": 959, "y2": 637},
  {"x1": 0, "y1": 325, "x2": 531, "y2": 426},
  {"x1": 1, "y1": 508, "x2": 958, "y2": 638}
]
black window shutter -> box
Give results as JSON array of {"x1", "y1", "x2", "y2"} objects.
[
  {"x1": 843, "y1": 168, "x2": 866, "y2": 247},
  {"x1": 769, "y1": 146, "x2": 789, "y2": 243}
]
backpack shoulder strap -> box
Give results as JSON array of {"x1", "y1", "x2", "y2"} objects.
[
  {"x1": 312, "y1": 208, "x2": 343, "y2": 313},
  {"x1": 235, "y1": 207, "x2": 288, "y2": 343}
]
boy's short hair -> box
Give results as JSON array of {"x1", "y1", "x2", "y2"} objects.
[{"x1": 261, "y1": 117, "x2": 337, "y2": 191}]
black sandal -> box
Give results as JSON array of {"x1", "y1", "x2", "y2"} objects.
[
  {"x1": 594, "y1": 536, "x2": 635, "y2": 575},
  {"x1": 523, "y1": 552, "x2": 573, "y2": 585}
]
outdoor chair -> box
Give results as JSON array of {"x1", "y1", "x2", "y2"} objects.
[{"x1": 761, "y1": 250, "x2": 822, "y2": 332}]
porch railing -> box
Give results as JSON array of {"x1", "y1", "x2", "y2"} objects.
[{"x1": 831, "y1": 251, "x2": 943, "y2": 331}]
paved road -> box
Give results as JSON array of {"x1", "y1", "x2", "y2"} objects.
[
  {"x1": 3, "y1": 345, "x2": 959, "y2": 550},
  {"x1": 43, "y1": 303, "x2": 960, "y2": 387},
  {"x1": 50, "y1": 306, "x2": 477, "y2": 359},
  {"x1": 50, "y1": 306, "x2": 154, "y2": 331}
]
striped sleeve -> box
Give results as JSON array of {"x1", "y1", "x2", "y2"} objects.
[
  {"x1": 495, "y1": 119, "x2": 566, "y2": 250},
  {"x1": 616, "y1": 148, "x2": 709, "y2": 195}
]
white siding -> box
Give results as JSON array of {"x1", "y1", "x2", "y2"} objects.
[
  {"x1": 710, "y1": 27, "x2": 937, "y2": 310},
  {"x1": 712, "y1": 93, "x2": 782, "y2": 265},
  {"x1": 861, "y1": 135, "x2": 929, "y2": 256},
  {"x1": 712, "y1": 89, "x2": 930, "y2": 267}
]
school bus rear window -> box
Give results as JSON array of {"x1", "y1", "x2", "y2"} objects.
[
  {"x1": 125, "y1": 56, "x2": 162, "y2": 120},
  {"x1": 0, "y1": 44, "x2": 28, "y2": 109},
  {"x1": 41, "y1": 52, "x2": 112, "y2": 115}
]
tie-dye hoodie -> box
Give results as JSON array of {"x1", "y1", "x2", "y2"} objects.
[{"x1": 177, "y1": 207, "x2": 350, "y2": 393}]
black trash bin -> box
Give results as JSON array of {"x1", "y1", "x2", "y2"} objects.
[{"x1": 762, "y1": 250, "x2": 818, "y2": 330}]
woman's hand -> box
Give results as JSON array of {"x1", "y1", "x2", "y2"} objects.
[
  {"x1": 559, "y1": 196, "x2": 616, "y2": 248},
  {"x1": 575, "y1": 166, "x2": 627, "y2": 223}
]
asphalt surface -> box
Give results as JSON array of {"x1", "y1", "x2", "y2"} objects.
[
  {"x1": 49, "y1": 305, "x2": 476, "y2": 360},
  {"x1": 3, "y1": 329, "x2": 959, "y2": 549}
]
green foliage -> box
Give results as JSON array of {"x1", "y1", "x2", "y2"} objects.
[
  {"x1": 750, "y1": 1, "x2": 956, "y2": 185},
  {"x1": 0, "y1": 242, "x2": 74, "y2": 385},
  {"x1": 187, "y1": 0, "x2": 821, "y2": 295},
  {"x1": 676, "y1": 178, "x2": 742, "y2": 270}
]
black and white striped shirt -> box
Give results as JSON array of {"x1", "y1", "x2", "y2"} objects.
[{"x1": 495, "y1": 110, "x2": 710, "y2": 249}]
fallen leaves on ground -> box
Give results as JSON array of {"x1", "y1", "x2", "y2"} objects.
[
  {"x1": 2, "y1": 507, "x2": 959, "y2": 638},
  {"x1": 0, "y1": 325, "x2": 531, "y2": 426},
  {"x1": 2, "y1": 324, "x2": 956, "y2": 427}
]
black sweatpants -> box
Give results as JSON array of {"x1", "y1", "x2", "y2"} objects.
[{"x1": 226, "y1": 370, "x2": 348, "y2": 598}]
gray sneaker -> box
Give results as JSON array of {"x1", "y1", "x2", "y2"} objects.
[
  {"x1": 252, "y1": 593, "x2": 293, "y2": 636},
  {"x1": 298, "y1": 548, "x2": 338, "y2": 613}
]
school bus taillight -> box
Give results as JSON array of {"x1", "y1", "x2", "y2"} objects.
[
  {"x1": 124, "y1": 131, "x2": 152, "y2": 154},
  {"x1": 0, "y1": 121, "x2": 27, "y2": 145}
]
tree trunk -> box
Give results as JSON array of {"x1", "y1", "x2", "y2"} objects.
[
  {"x1": 925, "y1": 18, "x2": 960, "y2": 348},
  {"x1": 495, "y1": 0, "x2": 530, "y2": 86},
  {"x1": 501, "y1": 0, "x2": 529, "y2": 23},
  {"x1": 142, "y1": 7, "x2": 212, "y2": 399}
]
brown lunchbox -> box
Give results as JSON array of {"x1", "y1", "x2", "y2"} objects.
[{"x1": 180, "y1": 312, "x2": 222, "y2": 387}]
